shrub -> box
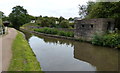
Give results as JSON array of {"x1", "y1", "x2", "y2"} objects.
[
  {"x1": 58, "y1": 31, "x2": 66, "y2": 36},
  {"x1": 42, "y1": 27, "x2": 58, "y2": 34},
  {"x1": 59, "y1": 20, "x2": 69, "y2": 28},
  {"x1": 65, "y1": 32, "x2": 74, "y2": 37},
  {"x1": 57, "y1": 31, "x2": 74, "y2": 37},
  {"x1": 92, "y1": 33, "x2": 120, "y2": 48}
]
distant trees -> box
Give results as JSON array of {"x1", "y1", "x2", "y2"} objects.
[
  {"x1": 79, "y1": 1, "x2": 96, "y2": 19},
  {"x1": 68, "y1": 17, "x2": 74, "y2": 21},
  {"x1": 58, "y1": 16, "x2": 65, "y2": 23},
  {"x1": 6, "y1": 5, "x2": 75, "y2": 29},
  {"x1": 59, "y1": 20, "x2": 69, "y2": 28},
  {"x1": 9, "y1": 6, "x2": 31, "y2": 29},
  {"x1": 0, "y1": 11, "x2": 4, "y2": 18},
  {"x1": 41, "y1": 18, "x2": 50, "y2": 27},
  {"x1": 35, "y1": 16, "x2": 74, "y2": 28},
  {"x1": 37, "y1": 16, "x2": 57, "y2": 27},
  {"x1": 2, "y1": 16, "x2": 9, "y2": 21},
  {"x1": 79, "y1": 2, "x2": 120, "y2": 29}
]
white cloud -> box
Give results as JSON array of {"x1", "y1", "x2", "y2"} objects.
[{"x1": 0, "y1": 0, "x2": 92, "y2": 18}]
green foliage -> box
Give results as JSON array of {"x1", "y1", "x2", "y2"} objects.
[
  {"x1": 59, "y1": 20, "x2": 69, "y2": 28},
  {"x1": 22, "y1": 23, "x2": 39, "y2": 27},
  {"x1": 79, "y1": 2, "x2": 120, "y2": 29},
  {"x1": 7, "y1": 23, "x2": 14, "y2": 27},
  {"x1": 40, "y1": 19, "x2": 50, "y2": 27},
  {"x1": 38, "y1": 17, "x2": 57, "y2": 27},
  {"x1": 34, "y1": 27, "x2": 74, "y2": 37},
  {"x1": 79, "y1": 1, "x2": 95, "y2": 18},
  {"x1": 9, "y1": 6, "x2": 31, "y2": 29},
  {"x1": 34, "y1": 27, "x2": 58, "y2": 35},
  {"x1": 58, "y1": 16, "x2": 65, "y2": 23},
  {"x1": 0, "y1": 19, "x2": 2, "y2": 24},
  {"x1": 92, "y1": 33, "x2": 120, "y2": 48},
  {"x1": 69, "y1": 23, "x2": 75, "y2": 28},
  {"x1": 9, "y1": 31, "x2": 41, "y2": 71},
  {"x1": 27, "y1": 16, "x2": 73, "y2": 28},
  {"x1": 58, "y1": 31, "x2": 74, "y2": 37},
  {"x1": 80, "y1": 2, "x2": 120, "y2": 19},
  {"x1": 68, "y1": 17, "x2": 74, "y2": 21},
  {"x1": 0, "y1": 11, "x2": 4, "y2": 18}
]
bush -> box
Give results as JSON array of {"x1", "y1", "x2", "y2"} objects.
[
  {"x1": 59, "y1": 20, "x2": 69, "y2": 28},
  {"x1": 92, "y1": 33, "x2": 120, "y2": 48},
  {"x1": 65, "y1": 32, "x2": 74, "y2": 37}
]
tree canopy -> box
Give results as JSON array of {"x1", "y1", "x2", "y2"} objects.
[
  {"x1": 9, "y1": 6, "x2": 31, "y2": 29},
  {"x1": 79, "y1": 2, "x2": 120, "y2": 29}
]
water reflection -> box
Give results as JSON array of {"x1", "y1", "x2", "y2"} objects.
[
  {"x1": 22, "y1": 31, "x2": 119, "y2": 71},
  {"x1": 74, "y1": 42, "x2": 118, "y2": 71}
]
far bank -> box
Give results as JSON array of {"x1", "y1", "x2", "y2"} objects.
[{"x1": 20, "y1": 26, "x2": 120, "y2": 49}]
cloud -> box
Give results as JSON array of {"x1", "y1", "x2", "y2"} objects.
[{"x1": 0, "y1": 0, "x2": 91, "y2": 18}]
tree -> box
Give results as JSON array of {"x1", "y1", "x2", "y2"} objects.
[
  {"x1": 2, "y1": 16, "x2": 9, "y2": 21},
  {"x1": 79, "y1": 5, "x2": 87, "y2": 19},
  {"x1": 87, "y1": 2, "x2": 120, "y2": 29},
  {"x1": 68, "y1": 17, "x2": 74, "y2": 21},
  {"x1": 79, "y1": 2, "x2": 120, "y2": 29},
  {"x1": 79, "y1": 1, "x2": 95, "y2": 19},
  {"x1": 58, "y1": 16, "x2": 65, "y2": 23},
  {"x1": 60, "y1": 20, "x2": 69, "y2": 28},
  {"x1": 0, "y1": 11, "x2": 4, "y2": 18},
  {"x1": 9, "y1": 6, "x2": 31, "y2": 29},
  {"x1": 41, "y1": 18, "x2": 50, "y2": 27},
  {"x1": 48, "y1": 17, "x2": 56, "y2": 27}
]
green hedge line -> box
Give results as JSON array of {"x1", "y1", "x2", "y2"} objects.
[{"x1": 34, "y1": 27, "x2": 74, "y2": 37}]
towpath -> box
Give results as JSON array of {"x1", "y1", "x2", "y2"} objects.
[{"x1": 0, "y1": 28, "x2": 17, "y2": 72}]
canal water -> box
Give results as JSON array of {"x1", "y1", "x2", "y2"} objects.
[{"x1": 23, "y1": 31, "x2": 119, "y2": 71}]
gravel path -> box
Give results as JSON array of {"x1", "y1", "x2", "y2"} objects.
[{"x1": 0, "y1": 28, "x2": 17, "y2": 71}]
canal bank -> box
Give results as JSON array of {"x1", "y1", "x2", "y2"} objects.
[
  {"x1": 21, "y1": 30, "x2": 119, "y2": 71},
  {"x1": 8, "y1": 31, "x2": 42, "y2": 71},
  {"x1": 20, "y1": 28, "x2": 120, "y2": 49}
]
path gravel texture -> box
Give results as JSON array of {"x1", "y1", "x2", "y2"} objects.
[{"x1": 0, "y1": 28, "x2": 17, "y2": 71}]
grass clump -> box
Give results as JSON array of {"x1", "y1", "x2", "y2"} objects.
[
  {"x1": 9, "y1": 31, "x2": 42, "y2": 71},
  {"x1": 34, "y1": 27, "x2": 74, "y2": 37}
]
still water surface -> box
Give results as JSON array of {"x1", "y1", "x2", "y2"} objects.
[{"x1": 23, "y1": 31, "x2": 119, "y2": 71}]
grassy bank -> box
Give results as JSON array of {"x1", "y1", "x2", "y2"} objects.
[
  {"x1": 9, "y1": 31, "x2": 42, "y2": 71},
  {"x1": 34, "y1": 27, "x2": 74, "y2": 37}
]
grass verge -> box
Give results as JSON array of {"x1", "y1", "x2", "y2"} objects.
[{"x1": 8, "y1": 31, "x2": 42, "y2": 71}]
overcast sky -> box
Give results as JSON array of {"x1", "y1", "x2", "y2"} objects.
[{"x1": 0, "y1": 0, "x2": 96, "y2": 19}]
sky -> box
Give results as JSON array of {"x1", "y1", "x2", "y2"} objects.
[{"x1": 0, "y1": 0, "x2": 96, "y2": 19}]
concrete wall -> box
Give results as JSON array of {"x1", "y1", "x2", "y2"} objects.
[{"x1": 75, "y1": 18, "x2": 115, "y2": 41}]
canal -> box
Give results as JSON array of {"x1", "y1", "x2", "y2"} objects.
[{"x1": 23, "y1": 31, "x2": 119, "y2": 71}]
